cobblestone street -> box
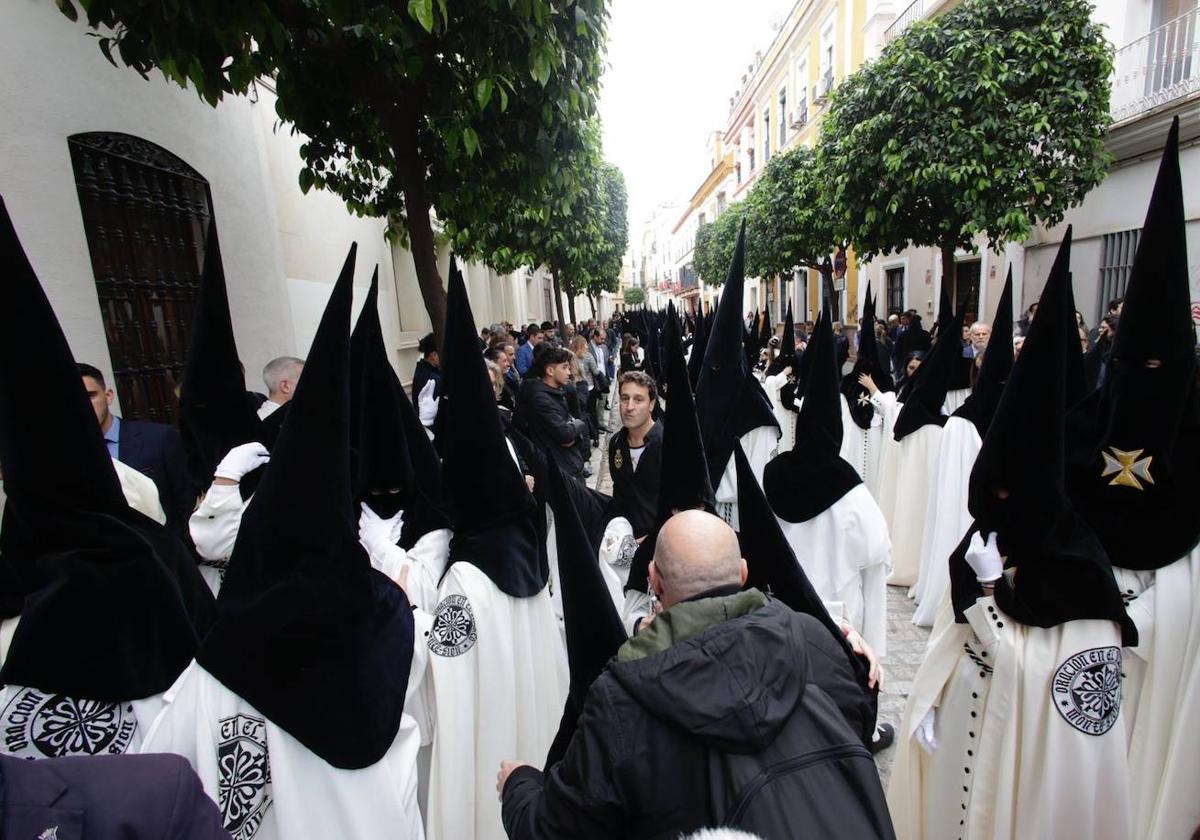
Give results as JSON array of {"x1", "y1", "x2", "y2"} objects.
[{"x1": 587, "y1": 397, "x2": 926, "y2": 786}]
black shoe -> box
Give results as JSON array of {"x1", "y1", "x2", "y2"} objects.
[{"x1": 870, "y1": 723, "x2": 895, "y2": 754}]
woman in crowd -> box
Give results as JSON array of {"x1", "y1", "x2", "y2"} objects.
[
  {"x1": 619, "y1": 334, "x2": 645, "y2": 374},
  {"x1": 570, "y1": 335, "x2": 600, "y2": 447}
]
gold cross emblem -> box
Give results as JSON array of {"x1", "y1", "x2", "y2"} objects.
[{"x1": 1100, "y1": 446, "x2": 1154, "y2": 490}]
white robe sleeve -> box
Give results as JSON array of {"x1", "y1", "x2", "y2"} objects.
[
  {"x1": 113, "y1": 457, "x2": 167, "y2": 524},
  {"x1": 621, "y1": 589, "x2": 652, "y2": 637},
  {"x1": 189, "y1": 483, "x2": 247, "y2": 563}
]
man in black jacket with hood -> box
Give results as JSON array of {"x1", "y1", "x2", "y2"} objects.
[
  {"x1": 499, "y1": 509, "x2": 893, "y2": 840},
  {"x1": 514, "y1": 345, "x2": 589, "y2": 479}
]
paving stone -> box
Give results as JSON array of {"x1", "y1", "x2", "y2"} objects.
[{"x1": 875, "y1": 584, "x2": 932, "y2": 787}]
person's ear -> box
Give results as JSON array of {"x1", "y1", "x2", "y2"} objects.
[
  {"x1": 648, "y1": 561, "x2": 664, "y2": 598},
  {"x1": 739, "y1": 558, "x2": 748, "y2": 587},
  {"x1": 105, "y1": 388, "x2": 114, "y2": 406}
]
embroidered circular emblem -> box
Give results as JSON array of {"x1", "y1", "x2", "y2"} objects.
[
  {"x1": 1051, "y1": 646, "x2": 1122, "y2": 736},
  {"x1": 428, "y1": 593, "x2": 478, "y2": 657},
  {"x1": 615, "y1": 534, "x2": 637, "y2": 569},
  {"x1": 217, "y1": 714, "x2": 273, "y2": 840},
  {"x1": 1, "y1": 689, "x2": 136, "y2": 757},
  {"x1": 613, "y1": 450, "x2": 624, "y2": 471}
]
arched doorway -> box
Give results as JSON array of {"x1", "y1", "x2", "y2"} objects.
[{"x1": 68, "y1": 132, "x2": 213, "y2": 424}]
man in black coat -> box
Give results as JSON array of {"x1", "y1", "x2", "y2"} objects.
[
  {"x1": 0, "y1": 752, "x2": 230, "y2": 839},
  {"x1": 499, "y1": 510, "x2": 892, "y2": 840},
  {"x1": 79, "y1": 363, "x2": 193, "y2": 536},
  {"x1": 607, "y1": 371, "x2": 662, "y2": 540},
  {"x1": 513, "y1": 346, "x2": 588, "y2": 479}
]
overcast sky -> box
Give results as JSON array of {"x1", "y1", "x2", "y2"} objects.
[{"x1": 598, "y1": 0, "x2": 796, "y2": 236}]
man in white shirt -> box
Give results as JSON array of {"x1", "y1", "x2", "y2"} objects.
[{"x1": 257, "y1": 356, "x2": 304, "y2": 420}]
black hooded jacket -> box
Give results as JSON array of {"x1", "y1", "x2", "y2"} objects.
[
  {"x1": 514, "y1": 378, "x2": 588, "y2": 478},
  {"x1": 501, "y1": 594, "x2": 891, "y2": 840}
]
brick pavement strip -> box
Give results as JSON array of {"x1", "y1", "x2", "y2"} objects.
[{"x1": 586, "y1": 398, "x2": 926, "y2": 786}]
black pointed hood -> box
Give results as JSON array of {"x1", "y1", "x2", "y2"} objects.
[
  {"x1": 952, "y1": 228, "x2": 1135, "y2": 644},
  {"x1": 734, "y1": 443, "x2": 876, "y2": 743},
  {"x1": 346, "y1": 276, "x2": 451, "y2": 550},
  {"x1": 952, "y1": 268, "x2": 1014, "y2": 438},
  {"x1": 544, "y1": 460, "x2": 626, "y2": 768},
  {"x1": 759, "y1": 306, "x2": 773, "y2": 350},
  {"x1": 198, "y1": 244, "x2": 418, "y2": 769},
  {"x1": 765, "y1": 302, "x2": 797, "y2": 377},
  {"x1": 1068, "y1": 117, "x2": 1200, "y2": 570},
  {"x1": 179, "y1": 222, "x2": 263, "y2": 495},
  {"x1": 0, "y1": 195, "x2": 215, "y2": 701},
  {"x1": 624, "y1": 315, "x2": 715, "y2": 593},
  {"x1": 658, "y1": 302, "x2": 684, "y2": 402},
  {"x1": 440, "y1": 257, "x2": 545, "y2": 596},
  {"x1": 893, "y1": 293, "x2": 965, "y2": 441},
  {"x1": 352, "y1": 271, "x2": 416, "y2": 520},
  {"x1": 842, "y1": 281, "x2": 893, "y2": 429},
  {"x1": 763, "y1": 304, "x2": 862, "y2": 522},
  {"x1": 695, "y1": 222, "x2": 778, "y2": 487},
  {"x1": 686, "y1": 303, "x2": 708, "y2": 389},
  {"x1": 349, "y1": 266, "x2": 381, "y2": 455}
]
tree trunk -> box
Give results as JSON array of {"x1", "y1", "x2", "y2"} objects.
[
  {"x1": 563, "y1": 275, "x2": 578, "y2": 327},
  {"x1": 550, "y1": 268, "x2": 568, "y2": 341},
  {"x1": 587, "y1": 293, "x2": 597, "y2": 319},
  {"x1": 940, "y1": 242, "x2": 956, "y2": 319},
  {"x1": 391, "y1": 111, "x2": 447, "y2": 351},
  {"x1": 819, "y1": 256, "x2": 836, "y2": 317},
  {"x1": 402, "y1": 185, "x2": 447, "y2": 350}
]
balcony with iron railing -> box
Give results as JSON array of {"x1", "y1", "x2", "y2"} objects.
[
  {"x1": 1110, "y1": 8, "x2": 1200, "y2": 123},
  {"x1": 883, "y1": 0, "x2": 927, "y2": 43}
]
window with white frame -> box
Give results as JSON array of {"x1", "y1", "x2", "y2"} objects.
[
  {"x1": 819, "y1": 15, "x2": 836, "y2": 85},
  {"x1": 762, "y1": 107, "x2": 771, "y2": 161},
  {"x1": 778, "y1": 88, "x2": 787, "y2": 145},
  {"x1": 796, "y1": 60, "x2": 809, "y2": 126}
]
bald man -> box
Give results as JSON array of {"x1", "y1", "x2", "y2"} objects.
[{"x1": 498, "y1": 511, "x2": 893, "y2": 840}]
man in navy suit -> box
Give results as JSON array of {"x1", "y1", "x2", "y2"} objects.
[
  {"x1": 0, "y1": 752, "x2": 230, "y2": 839},
  {"x1": 78, "y1": 363, "x2": 193, "y2": 536}
]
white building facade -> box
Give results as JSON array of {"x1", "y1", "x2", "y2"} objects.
[{"x1": 0, "y1": 1, "x2": 562, "y2": 424}]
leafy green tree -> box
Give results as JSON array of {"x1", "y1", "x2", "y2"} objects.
[
  {"x1": 463, "y1": 121, "x2": 625, "y2": 331},
  {"x1": 59, "y1": 0, "x2": 608, "y2": 347},
  {"x1": 818, "y1": 0, "x2": 1112, "y2": 283},
  {"x1": 622, "y1": 285, "x2": 645, "y2": 308},
  {"x1": 692, "y1": 200, "x2": 747, "y2": 287},
  {"x1": 744, "y1": 146, "x2": 841, "y2": 283},
  {"x1": 577, "y1": 163, "x2": 629, "y2": 319}
]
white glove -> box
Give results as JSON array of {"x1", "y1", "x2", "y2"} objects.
[
  {"x1": 214, "y1": 442, "x2": 270, "y2": 482},
  {"x1": 915, "y1": 707, "x2": 938, "y2": 755},
  {"x1": 358, "y1": 503, "x2": 404, "y2": 562},
  {"x1": 417, "y1": 379, "x2": 439, "y2": 427},
  {"x1": 965, "y1": 531, "x2": 1003, "y2": 583}
]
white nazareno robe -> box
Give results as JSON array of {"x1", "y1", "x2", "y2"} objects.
[
  {"x1": 875, "y1": 395, "x2": 943, "y2": 589},
  {"x1": 1119, "y1": 546, "x2": 1200, "y2": 839},
  {"x1": 113, "y1": 457, "x2": 167, "y2": 525},
  {"x1": 942, "y1": 387, "x2": 971, "y2": 416},
  {"x1": 713, "y1": 425, "x2": 781, "y2": 532},
  {"x1": 190, "y1": 483, "x2": 248, "y2": 595},
  {"x1": 911, "y1": 417, "x2": 982, "y2": 627},
  {"x1": 0, "y1": 462, "x2": 171, "y2": 758},
  {"x1": 142, "y1": 651, "x2": 430, "y2": 840},
  {"x1": 0, "y1": 676, "x2": 163, "y2": 759},
  {"x1": 775, "y1": 483, "x2": 891, "y2": 656},
  {"x1": 763, "y1": 369, "x2": 797, "y2": 453},
  {"x1": 888, "y1": 595, "x2": 1131, "y2": 840},
  {"x1": 839, "y1": 397, "x2": 886, "y2": 501},
  {"x1": 424, "y1": 562, "x2": 568, "y2": 840}
]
